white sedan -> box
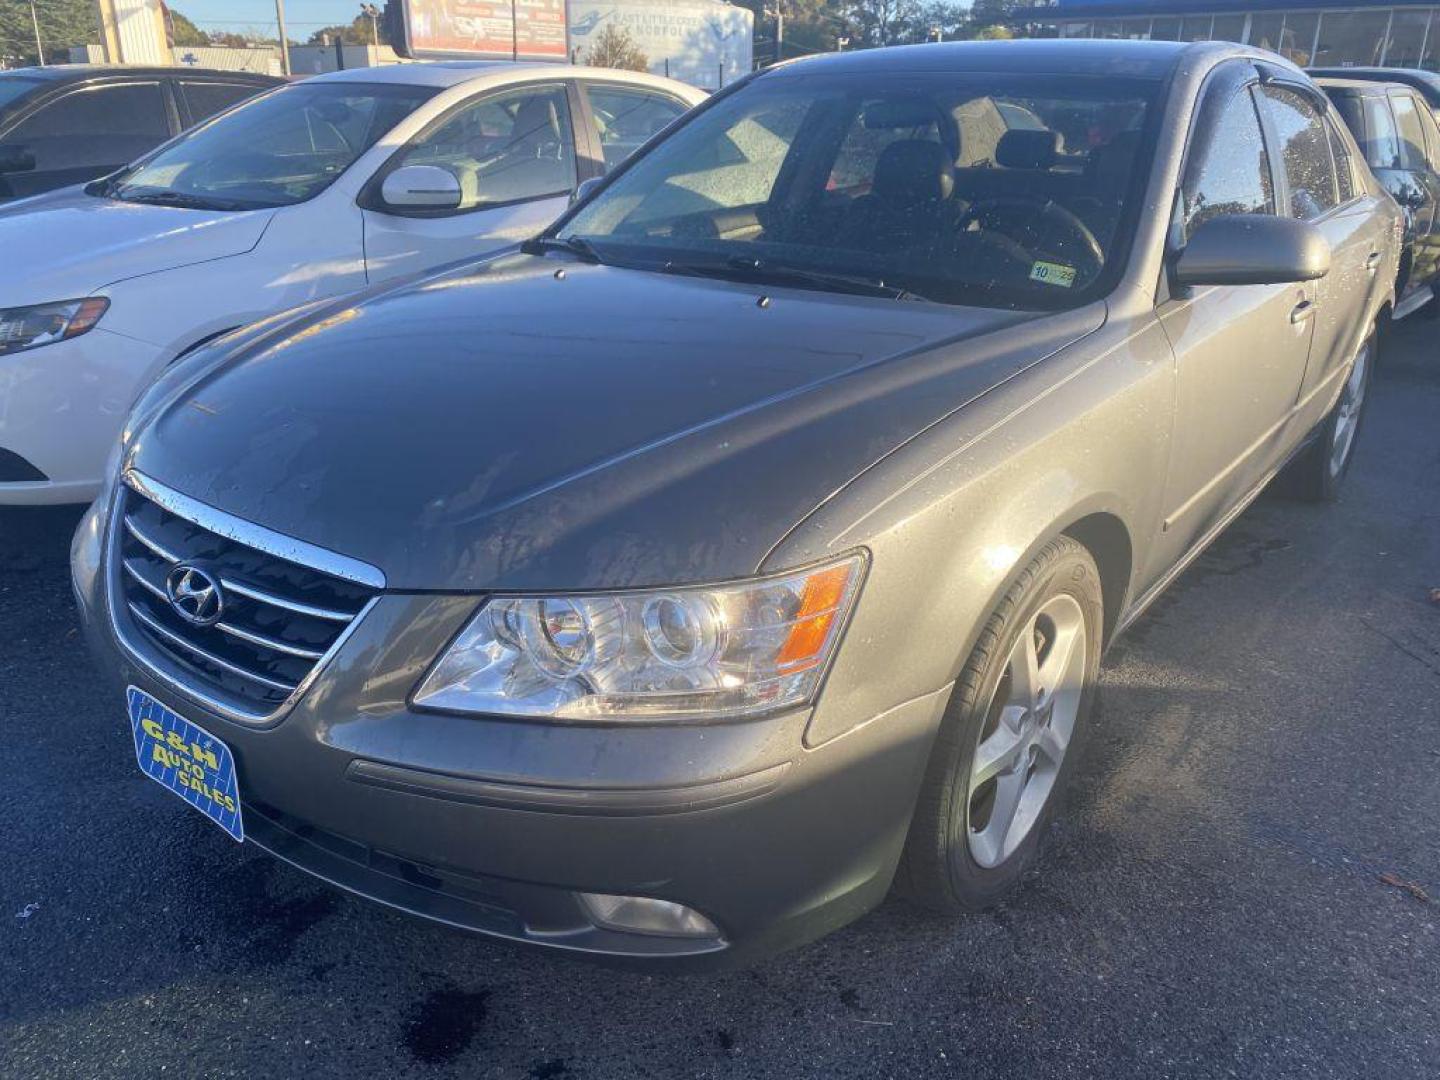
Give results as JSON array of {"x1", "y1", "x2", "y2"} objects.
[{"x1": 0, "y1": 62, "x2": 705, "y2": 505}]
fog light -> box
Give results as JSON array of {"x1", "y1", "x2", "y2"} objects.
[{"x1": 579, "y1": 892, "x2": 721, "y2": 939}]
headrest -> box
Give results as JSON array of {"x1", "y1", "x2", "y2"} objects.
[
  {"x1": 996, "y1": 129, "x2": 1060, "y2": 170},
  {"x1": 874, "y1": 140, "x2": 955, "y2": 203},
  {"x1": 1086, "y1": 129, "x2": 1142, "y2": 187},
  {"x1": 512, "y1": 96, "x2": 559, "y2": 141}
]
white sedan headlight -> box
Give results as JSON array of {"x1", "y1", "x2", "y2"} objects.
[
  {"x1": 0, "y1": 298, "x2": 109, "y2": 355},
  {"x1": 413, "y1": 554, "x2": 866, "y2": 722}
]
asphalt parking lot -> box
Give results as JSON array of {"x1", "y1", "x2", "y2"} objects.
[{"x1": 1, "y1": 321, "x2": 1437, "y2": 1080}]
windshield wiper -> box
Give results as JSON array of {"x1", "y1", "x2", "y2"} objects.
[
  {"x1": 118, "y1": 190, "x2": 255, "y2": 212},
  {"x1": 86, "y1": 174, "x2": 124, "y2": 198},
  {"x1": 663, "y1": 254, "x2": 918, "y2": 301},
  {"x1": 522, "y1": 235, "x2": 602, "y2": 263}
]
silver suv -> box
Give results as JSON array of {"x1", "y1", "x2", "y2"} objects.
[{"x1": 74, "y1": 40, "x2": 1398, "y2": 967}]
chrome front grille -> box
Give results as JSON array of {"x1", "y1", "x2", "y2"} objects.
[{"x1": 110, "y1": 475, "x2": 381, "y2": 722}]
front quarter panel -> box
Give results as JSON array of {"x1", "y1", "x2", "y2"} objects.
[
  {"x1": 100, "y1": 195, "x2": 368, "y2": 356},
  {"x1": 771, "y1": 300, "x2": 1176, "y2": 747}
]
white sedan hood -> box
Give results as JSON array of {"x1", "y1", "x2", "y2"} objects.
[{"x1": 0, "y1": 189, "x2": 273, "y2": 306}]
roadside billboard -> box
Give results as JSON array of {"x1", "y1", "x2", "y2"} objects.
[
  {"x1": 569, "y1": 0, "x2": 753, "y2": 89},
  {"x1": 392, "y1": 0, "x2": 569, "y2": 61}
]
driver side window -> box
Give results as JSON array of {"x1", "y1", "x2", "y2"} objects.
[
  {"x1": 392, "y1": 84, "x2": 577, "y2": 211},
  {"x1": 1181, "y1": 83, "x2": 1275, "y2": 240}
]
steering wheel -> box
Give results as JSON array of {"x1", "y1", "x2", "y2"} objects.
[{"x1": 957, "y1": 197, "x2": 1105, "y2": 281}]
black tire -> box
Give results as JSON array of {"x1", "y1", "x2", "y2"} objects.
[
  {"x1": 1277, "y1": 326, "x2": 1376, "y2": 503},
  {"x1": 896, "y1": 535, "x2": 1103, "y2": 912}
]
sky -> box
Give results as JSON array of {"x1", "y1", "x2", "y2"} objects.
[{"x1": 172, "y1": 0, "x2": 371, "y2": 37}]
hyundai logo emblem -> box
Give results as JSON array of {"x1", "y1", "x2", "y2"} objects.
[{"x1": 165, "y1": 563, "x2": 225, "y2": 627}]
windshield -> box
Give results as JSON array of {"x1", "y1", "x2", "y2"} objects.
[
  {"x1": 103, "y1": 81, "x2": 437, "y2": 210},
  {"x1": 560, "y1": 71, "x2": 1159, "y2": 309},
  {"x1": 0, "y1": 76, "x2": 42, "y2": 114}
]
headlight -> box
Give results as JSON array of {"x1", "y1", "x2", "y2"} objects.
[
  {"x1": 413, "y1": 554, "x2": 866, "y2": 722},
  {"x1": 0, "y1": 298, "x2": 109, "y2": 355}
]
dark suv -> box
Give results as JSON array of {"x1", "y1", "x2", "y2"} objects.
[
  {"x1": 1318, "y1": 77, "x2": 1440, "y2": 318},
  {"x1": 0, "y1": 66, "x2": 281, "y2": 203}
]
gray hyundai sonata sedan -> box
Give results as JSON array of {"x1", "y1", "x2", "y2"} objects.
[{"x1": 74, "y1": 40, "x2": 1398, "y2": 966}]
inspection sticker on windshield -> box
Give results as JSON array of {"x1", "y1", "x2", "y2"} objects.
[
  {"x1": 1029, "y1": 261, "x2": 1077, "y2": 288},
  {"x1": 128, "y1": 687, "x2": 244, "y2": 842}
]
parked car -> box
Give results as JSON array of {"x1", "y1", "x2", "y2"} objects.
[
  {"x1": 0, "y1": 63, "x2": 704, "y2": 505},
  {"x1": 1308, "y1": 66, "x2": 1440, "y2": 113},
  {"x1": 1317, "y1": 77, "x2": 1440, "y2": 319},
  {"x1": 0, "y1": 66, "x2": 280, "y2": 203},
  {"x1": 74, "y1": 40, "x2": 1397, "y2": 967}
]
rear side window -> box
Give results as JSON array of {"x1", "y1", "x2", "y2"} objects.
[
  {"x1": 1326, "y1": 116, "x2": 1356, "y2": 202},
  {"x1": 1390, "y1": 92, "x2": 1429, "y2": 170},
  {"x1": 1360, "y1": 95, "x2": 1402, "y2": 169},
  {"x1": 1416, "y1": 101, "x2": 1440, "y2": 169},
  {"x1": 1257, "y1": 85, "x2": 1337, "y2": 221},
  {"x1": 180, "y1": 81, "x2": 266, "y2": 125},
  {"x1": 1181, "y1": 84, "x2": 1275, "y2": 236},
  {"x1": 583, "y1": 85, "x2": 688, "y2": 172}
]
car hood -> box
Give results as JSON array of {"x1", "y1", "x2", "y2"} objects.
[
  {"x1": 133, "y1": 254, "x2": 1103, "y2": 591},
  {"x1": 0, "y1": 189, "x2": 272, "y2": 305}
]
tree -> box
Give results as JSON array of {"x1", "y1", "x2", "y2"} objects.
[
  {"x1": 971, "y1": 23, "x2": 1014, "y2": 39},
  {"x1": 844, "y1": 0, "x2": 923, "y2": 48},
  {"x1": 911, "y1": 0, "x2": 969, "y2": 42},
  {"x1": 165, "y1": 8, "x2": 210, "y2": 47},
  {"x1": 307, "y1": 14, "x2": 388, "y2": 46},
  {"x1": 1, "y1": 0, "x2": 99, "y2": 67},
  {"x1": 584, "y1": 23, "x2": 648, "y2": 72},
  {"x1": 966, "y1": 0, "x2": 1027, "y2": 30},
  {"x1": 206, "y1": 29, "x2": 280, "y2": 48},
  {"x1": 735, "y1": 0, "x2": 847, "y2": 60}
]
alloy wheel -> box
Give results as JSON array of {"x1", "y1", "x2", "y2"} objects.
[
  {"x1": 966, "y1": 594, "x2": 1087, "y2": 869},
  {"x1": 1329, "y1": 339, "x2": 1370, "y2": 479}
]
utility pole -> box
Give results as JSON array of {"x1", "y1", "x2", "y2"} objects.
[
  {"x1": 763, "y1": 3, "x2": 784, "y2": 64},
  {"x1": 360, "y1": 3, "x2": 380, "y2": 46},
  {"x1": 29, "y1": 0, "x2": 45, "y2": 65},
  {"x1": 275, "y1": 0, "x2": 292, "y2": 75}
]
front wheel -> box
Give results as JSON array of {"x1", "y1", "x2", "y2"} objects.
[
  {"x1": 897, "y1": 536, "x2": 1103, "y2": 912},
  {"x1": 1278, "y1": 328, "x2": 1375, "y2": 502}
]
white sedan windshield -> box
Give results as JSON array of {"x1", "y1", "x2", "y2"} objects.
[{"x1": 104, "y1": 82, "x2": 436, "y2": 210}]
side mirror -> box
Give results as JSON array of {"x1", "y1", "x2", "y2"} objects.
[
  {"x1": 1173, "y1": 214, "x2": 1331, "y2": 287},
  {"x1": 571, "y1": 175, "x2": 604, "y2": 205},
  {"x1": 380, "y1": 165, "x2": 462, "y2": 211},
  {"x1": 0, "y1": 145, "x2": 37, "y2": 175}
]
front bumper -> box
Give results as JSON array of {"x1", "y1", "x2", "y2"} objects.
[
  {"x1": 73, "y1": 497, "x2": 948, "y2": 967},
  {"x1": 0, "y1": 328, "x2": 162, "y2": 506}
]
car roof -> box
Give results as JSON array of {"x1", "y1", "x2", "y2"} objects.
[
  {"x1": 1308, "y1": 66, "x2": 1440, "y2": 101},
  {"x1": 764, "y1": 38, "x2": 1240, "y2": 81},
  {"x1": 307, "y1": 61, "x2": 701, "y2": 96},
  {"x1": 0, "y1": 65, "x2": 279, "y2": 83},
  {"x1": 1314, "y1": 76, "x2": 1413, "y2": 95},
  {"x1": 1309, "y1": 65, "x2": 1440, "y2": 84}
]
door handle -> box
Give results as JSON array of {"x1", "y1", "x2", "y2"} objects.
[
  {"x1": 1290, "y1": 299, "x2": 1317, "y2": 324},
  {"x1": 1365, "y1": 251, "x2": 1383, "y2": 272}
]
